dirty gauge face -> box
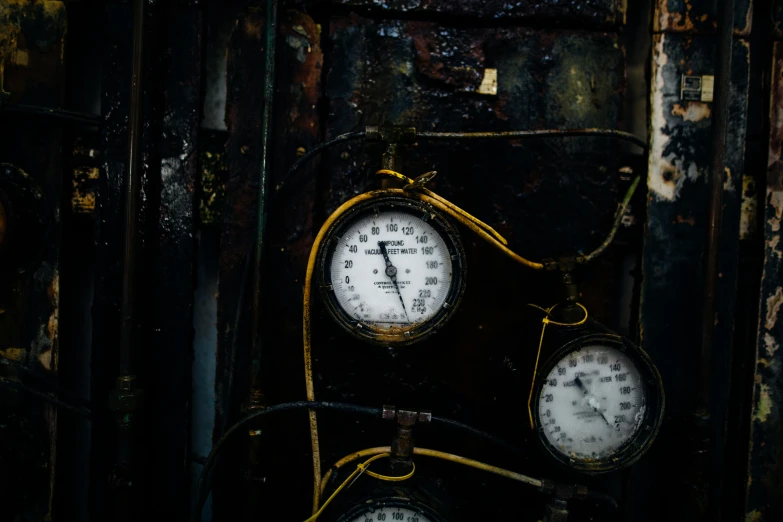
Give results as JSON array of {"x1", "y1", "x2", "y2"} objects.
[
  {"x1": 533, "y1": 336, "x2": 664, "y2": 473},
  {"x1": 318, "y1": 196, "x2": 466, "y2": 345}
]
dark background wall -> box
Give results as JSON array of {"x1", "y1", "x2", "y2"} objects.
[{"x1": 0, "y1": 1, "x2": 779, "y2": 521}]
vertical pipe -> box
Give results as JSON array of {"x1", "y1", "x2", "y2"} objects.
[
  {"x1": 700, "y1": 1, "x2": 734, "y2": 519},
  {"x1": 699, "y1": 0, "x2": 735, "y2": 405},
  {"x1": 119, "y1": 0, "x2": 145, "y2": 376},
  {"x1": 249, "y1": 0, "x2": 277, "y2": 401}
]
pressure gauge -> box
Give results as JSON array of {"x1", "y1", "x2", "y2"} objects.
[
  {"x1": 336, "y1": 497, "x2": 448, "y2": 522},
  {"x1": 532, "y1": 334, "x2": 663, "y2": 473},
  {"x1": 317, "y1": 194, "x2": 466, "y2": 345}
]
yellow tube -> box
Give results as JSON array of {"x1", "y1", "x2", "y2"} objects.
[
  {"x1": 305, "y1": 187, "x2": 546, "y2": 512},
  {"x1": 319, "y1": 446, "x2": 543, "y2": 501},
  {"x1": 305, "y1": 191, "x2": 404, "y2": 514}
]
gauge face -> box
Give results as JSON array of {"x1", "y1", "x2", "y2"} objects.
[
  {"x1": 336, "y1": 498, "x2": 446, "y2": 522},
  {"x1": 533, "y1": 335, "x2": 664, "y2": 473},
  {"x1": 344, "y1": 505, "x2": 432, "y2": 522},
  {"x1": 318, "y1": 195, "x2": 466, "y2": 345}
]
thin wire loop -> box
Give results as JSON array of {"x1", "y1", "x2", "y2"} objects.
[
  {"x1": 304, "y1": 453, "x2": 413, "y2": 522},
  {"x1": 525, "y1": 303, "x2": 589, "y2": 429}
]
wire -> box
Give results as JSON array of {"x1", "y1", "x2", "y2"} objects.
[
  {"x1": 0, "y1": 377, "x2": 92, "y2": 419},
  {"x1": 193, "y1": 401, "x2": 381, "y2": 522},
  {"x1": 305, "y1": 453, "x2": 413, "y2": 522},
  {"x1": 578, "y1": 175, "x2": 641, "y2": 263},
  {"x1": 320, "y1": 446, "x2": 542, "y2": 503},
  {"x1": 526, "y1": 303, "x2": 589, "y2": 429},
  {"x1": 193, "y1": 400, "x2": 522, "y2": 522},
  {"x1": 275, "y1": 131, "x2": 367, "y2": 196},
  {"x1": 303, "y1": 191, "x2": 391, "y2": 512},
  {"x1": 417, "y1": 128, "x2": 647, "y2": 150},
  {"x1": 376, "y1": 170, "x2": 641, "y2": 267}
]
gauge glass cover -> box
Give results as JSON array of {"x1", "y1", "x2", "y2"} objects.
[
  {"x1": 345, "y1": 505, "x2": 432, "y2": 522},
  {"x1": 318, "y1": 196, "x2": 466, "y2": 345},
  {"x1": 533, "y1": 336, "x2": 663, "y2": 473}
]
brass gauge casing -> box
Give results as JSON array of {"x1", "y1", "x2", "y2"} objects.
[
  {"x1": 531, "y1": 331, "x2": 664, "y2": 474},
  {"x1": 317, "y1": 193, "x2": 466, "y2": 345}
]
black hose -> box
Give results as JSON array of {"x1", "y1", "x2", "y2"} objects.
[
  {"x1": 0, "y1": 377, "x2": 92, "y2": 419},
  {"x1": 193, "y1": 401, "x2": 381, "y2": 522},
  {"x1": 430, "y1": 414, "x2": 524, "y2": 457},
  {"x1": 192, "y1": 401, "x2": 527, "y2": 521},
  {"x1": 273, "y1": 131, "x2": 367, "y2": 196}
]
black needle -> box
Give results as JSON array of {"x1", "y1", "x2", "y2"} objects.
[
  {"x1": 378, "y1": 241, "x2": 410, "y2": 322},
  {"x1": 574, "y1": 376, "x2": 613, "y2": 428}
]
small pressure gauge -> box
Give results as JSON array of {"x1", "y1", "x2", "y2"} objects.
[
  {"x1": 336, "y1": 496, "x2": 448, "y2": 522},
  {"x1": 532, "y1": 333, "x2": 664, "y2": 473},
  {"x1": 317, "y1": 194, "x2": 466, "y2": 345}
]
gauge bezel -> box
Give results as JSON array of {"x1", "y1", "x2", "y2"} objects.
[
  {"x1": 531, "y1": 333, "x2": 664, "y2": 474},
  {"x1": 316, "y1": 193, "x2": 467, "y2": 346},
  {"x1": 335, "y1": 496, "x2": 449, "y2": 522}
]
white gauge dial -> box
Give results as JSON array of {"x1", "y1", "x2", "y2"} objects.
[
  {"x1": 537, "y1": 344, "x2": 646, "y2": 461},
  {"x1": 346, "y1": 505, "x2": 432, "y2": 522},
  {"x1": 330, "y1": 210, "x2": 453, "y2": 329}
]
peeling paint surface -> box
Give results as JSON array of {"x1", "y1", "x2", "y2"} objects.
[
  {"x1": 332, "y1": 0, "x2": 626, "y2": 26},
  {"x1": 653, "y1": 0, "x2": 753, "y2": 35},
  {"x1": 641, "y1": 24, "x2": 750, "y2": 522},
  {"x1": 745, "y1": 41, "x2": 783, "y2": 522}
]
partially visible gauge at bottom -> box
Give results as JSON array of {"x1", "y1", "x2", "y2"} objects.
[
  {"x1": 532, "y1": 333, "x2": 664, "y2": 474},
  {"x1": 336, "y1": 497, "x2": 447, "y2": 522}
]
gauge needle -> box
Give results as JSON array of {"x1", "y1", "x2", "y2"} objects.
[
  {"x1": 574, "y1": 376, "x2": 613, "y2": 428},
  {"x1": 378, "y1": 241, "x2": 410, "y2": 322}
]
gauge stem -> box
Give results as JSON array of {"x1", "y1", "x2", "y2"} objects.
[{"x1": 378, "y1": 241, "x2": 410, "y2": 323}]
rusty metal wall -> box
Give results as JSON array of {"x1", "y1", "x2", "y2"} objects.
[
  {"x1": 0, "y1": 1, "x2": 778, "y2": 521},
  {"x1": 745, "y1": 36, "x2": 783, "y2": 522},
  {"x1": 638, "y1": 1, "x2": 752, "y2": 521},
  {"x1": 212, "y1": 1, "x2": 646, "y2": 520},
  {"x1": 0, "y1": 1, "x2": 67, "y2": 519}
]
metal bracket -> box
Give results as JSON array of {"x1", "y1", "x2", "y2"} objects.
[
  {"x1": 366, "y1": 125, "x2": 418, "y2": 174},
  {"x1": 382, "y1": 405, "x2": 431, "y2": 471}
]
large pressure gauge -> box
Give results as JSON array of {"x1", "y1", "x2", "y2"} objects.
[
  {"x1": 336, "y1": 497, "x2": 447, "y2": 522},
  {"x1": 317, "y1": 195, "x2": 466, "y2": 345},
  {"x1": 532, "y1": 333, "x2": 663, "y2": 473}
]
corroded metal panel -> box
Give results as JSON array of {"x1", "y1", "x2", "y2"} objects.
[
  {"x1": 144, "y1": 6, "x2": 203, "y2": 520},
  {"x1": 653, "y1": 0, "x2": 753, "y2": 35},
  {"x1": 213, "y1": 7, "x2": 325, "y2": 518},
  {"x1": 745, "y1": 40, "x2": 783, "y2": 522},
  {"x1": 0, "y1": 1, "x2": 66, "y2": 519},
  {"x1": 325, "y1": 17, "x2": 630, "y2": 259},
  {"x1": 640, "y1": 31, "x2": 750, "y2": 521},
  {"x1": 331, "y1": 0, "x2": 627, "y2": 26}
]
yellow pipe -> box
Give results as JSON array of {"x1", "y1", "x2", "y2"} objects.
[
  {"x1": 319, "y1": 446, "x2": 543, "y2": 501},
  {"x1": 304, "y1": 191, "x2": 403, "y2": 513},
  {"x1": 305, "y1": 187, "x2": 545, "y2": 513}
]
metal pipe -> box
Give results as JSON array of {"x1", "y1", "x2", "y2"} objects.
[
  {"x1": 417, "y1": 128, "x2": 647, "y2": 149},
  {"x1": 248, "y1": 0, "x2": 278, "y2": 408},
  {"x1": 118, "y1": 0, "x2": 146, "y2": 376},
  {"x1": 699, "y1": 0, "x2": 734, "y2": 407},
  {"x1": 1, "y1": 103, "x2": 101, "y2": 126}
]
